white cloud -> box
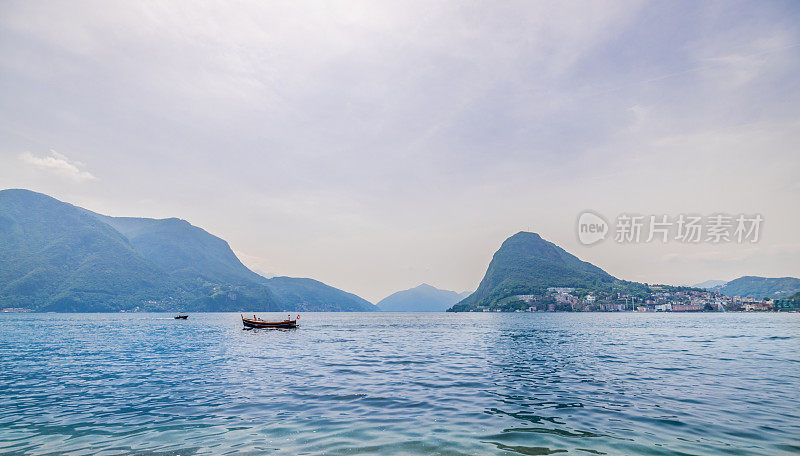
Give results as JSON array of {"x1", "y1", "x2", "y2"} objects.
[{"x1": 19, "y1": 150, "x2": 96, "y2": 182}]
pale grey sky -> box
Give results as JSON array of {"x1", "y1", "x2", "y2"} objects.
[{"x1": 1, "y1": 1, "x2": 799, "y2": 302}]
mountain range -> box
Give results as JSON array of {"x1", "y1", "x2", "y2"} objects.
[
  {"x1": 0, "y1": 189, "x2": 376, "y2": 312},
  {"x1": 692, "y1": 277, "x2": 800, "y2": 298},
  {"x1": 3, "y1": 190, "x2": 797, "y2": 313},
  {"x1": 377, "y1": 284, "x2": 469, "y2": 312},
  {"x1": 714, "y1": 276, "x2": 800, "y2": 299}
]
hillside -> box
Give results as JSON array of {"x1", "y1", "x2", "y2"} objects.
[
  {"x1": 0, "y1": 189, "x2": 374, "y2": 312},
  {"x1": 96, "y1": 215, "x2": 266, "y2": 285},
  {"x1": 717, "y1": 276, "x2": 800, "y2": 299},
  {"x1": 265, "y1": 277, "x2": 377, "y2": 312},
  {"x1": 447, "y1": 232, "x2": 659, "y2": 312},
  {"x1": 0, "y1": 190, "x2": 181, "y2": 311},
  {"x1": 377, "y1": 284, "x2": 464, "y2": 312},
  {"x1": 450, "y1": 232, "x2": 621, "y2": 311}
]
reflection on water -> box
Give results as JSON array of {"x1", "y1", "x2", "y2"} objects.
[{"x1": 1, "y1": 312, "x2": 798, "y2": 455}]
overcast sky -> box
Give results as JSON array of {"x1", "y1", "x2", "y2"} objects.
[{"x1": 1, "y1": 1, "x2": 798, "y2": 301}]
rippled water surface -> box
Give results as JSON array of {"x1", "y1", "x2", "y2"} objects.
[{"x1": 1, "y1": 312, "x2": 798, "y2": 455}]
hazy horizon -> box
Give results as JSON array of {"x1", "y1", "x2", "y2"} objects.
[{"x1": 2, "y1": 1, "x2": 799, "y2": 302}]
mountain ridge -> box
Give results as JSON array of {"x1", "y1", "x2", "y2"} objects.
[
  {"x1": 450, "y1": 231, "x2": 621, "y2": 311},
  {"x1": 716, "y1": 276, "x2": 800, "y2": 299},
  {"x1": 94, "y1": 214, "x2": 266, "y2": 285},
  {"x1": 0, "y1": 189, "x2": 376, "y2": 312},
  {"x1": 377, "y1": 283, "x2": 464, "y2": 312},
  {"x1": 693, "y1": 279, "x2": 728, "y2": 290}
]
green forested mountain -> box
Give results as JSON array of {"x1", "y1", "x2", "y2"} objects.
[
  {"x1": 449, "y1": 232, "x2": 637, "y2": 312},
  {"x1": 0, "y1": 190, "x2": 179, "y2": 311},
  {"x1": 0, "y1": 189, "x2": 375, "y2": 312},
  {"x1": 377, "y1": 283, "x2": 464, "y2": 312},
  {"x1": 95, "y1": 215, "x2": 265, "y2": 285},
  {"x1": 717, "y1": 276, "x2": 800, "y2": 299},
  {"x1": 265, "y1": 277, "x2": 377, "y2": 312}
]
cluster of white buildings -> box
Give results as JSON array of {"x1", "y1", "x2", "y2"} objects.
[{"x1": 511, "y1": 288, "x2": 784, "y2": 312}]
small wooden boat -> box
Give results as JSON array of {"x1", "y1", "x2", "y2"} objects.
[
  {"x1": 241, "y1": 314, "x2": 298, "y2": 329},
  {"x1": 174, "y1": 314, "x2": 188, "y2": 319}
]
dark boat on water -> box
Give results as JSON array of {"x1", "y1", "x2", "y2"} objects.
[
  {"x1": 174, "y1": 314, "x2": 188, "y2": 319},
  {"x1": 241, "y1": 314, "x2": 298, "y2": 329}
]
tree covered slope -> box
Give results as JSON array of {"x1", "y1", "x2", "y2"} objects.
[
  {"x1": 0, "y1": 189, "x2": 374, "y2": 312},
  {"x1": 450, "y1": 232, "x2": 618, "y2": 311},
  {"x1": 0, "y1": 190, "x2": 179, "y2": 311},
  {"x1": 717, "y1": 276, "x2": 800, "y2": 299}
]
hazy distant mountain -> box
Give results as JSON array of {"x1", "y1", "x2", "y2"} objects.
[
  {"x1": 716, "y1": 276, "x2": 800, "y2": 299},
  {"x1": 377, "y1": 283, "x2": 464, "y2": 312},
  {"x1": 0, "y1": 189, "x2": 374, "y2": 312},
  {"x1": 449, "y1": 231, "x2": 646, "y2": 312},
  {"x1": 693, "y1": 280, "x2": 728, "y2": 290},
  {"x1": 266, "y1": 277, "x2": 377, "y2": 312}
]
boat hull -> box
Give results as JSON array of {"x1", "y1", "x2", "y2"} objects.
[{"x1": 242, "y1": 318, "x2": 297, "y2": 329}]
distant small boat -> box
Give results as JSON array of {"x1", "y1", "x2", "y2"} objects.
[
  {"x1": 241, "y1": 314, "x2": 298, "y2": 329},
  {"x1": 174, "y1": 314, "x2": 188, "y2": 320}
]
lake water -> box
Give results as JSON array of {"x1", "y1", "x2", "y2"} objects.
[{"x1": 1, "y1": 312, "x2": 798, "y2": 455}]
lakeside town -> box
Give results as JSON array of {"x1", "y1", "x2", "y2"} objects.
[{"x1": 504, "y1": 287, "x2": 800, "y2": 313}]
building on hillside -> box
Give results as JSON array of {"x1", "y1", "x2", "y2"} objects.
[
  {"x1": 547, "y1": 287, "x2": 575, "y2": 293},
  {"x1": 555, "y1": 293, "x2": 577, "y2": 305},
  {"x1": 672, "y1": 303, "x2": 702, "y2": 312},
  {"x1": 744, "y1": 302, "x2": 773, "y2": 312}
]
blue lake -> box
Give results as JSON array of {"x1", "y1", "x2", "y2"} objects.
[{"x1": 1, "y1": 312, "x2": 798, "y2": 455}]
